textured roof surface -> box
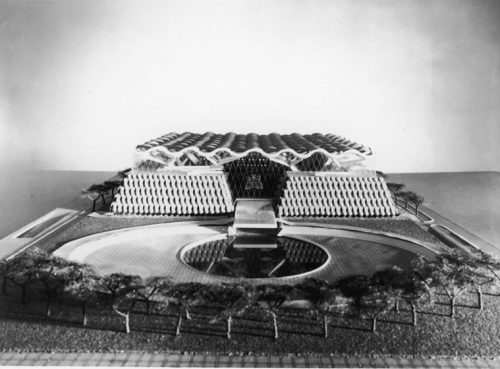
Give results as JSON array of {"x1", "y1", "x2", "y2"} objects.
[{"x1": 136, "y1": 132, "x2": 371, "y2": 155}]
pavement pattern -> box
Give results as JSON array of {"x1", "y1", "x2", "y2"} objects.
[{"x1": 0, "y1": 352, "x2": 499, "y2": 368}]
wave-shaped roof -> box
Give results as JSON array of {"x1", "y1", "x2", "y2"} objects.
[{"x1": 136, "y1": 132, "x2": 371, "y2": 156}]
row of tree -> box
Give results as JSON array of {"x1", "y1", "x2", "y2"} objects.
[
  {"x1": 1, "y1": 246, "x2": 499, "y2": 338},
  {"x1": 375, "y1": 172, "x2": 425, "y2": 215},
  {"x1": 386, "y1": 182, "x2": 425, "y2": 215}
]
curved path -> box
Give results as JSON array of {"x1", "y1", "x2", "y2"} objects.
[
  {"x1": 280, "y1": 223, "x2": 438, "y2": 260},
  {"x1": 55, "y1": 221, "x2": 436, "y2": 285}
]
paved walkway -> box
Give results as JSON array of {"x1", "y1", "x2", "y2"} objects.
[
  {"x1": 0, "y1": 351, "x2": 499, "y2": 367},
  {"x1": 397, "y1": 200, "x2": 499, "y2": 258},
  {"x1": 0, "y1": 174, "x2": 119, "y2": 260},
  {"x1": 420, "y1": 206, "x2": 500, "y2": 257}
]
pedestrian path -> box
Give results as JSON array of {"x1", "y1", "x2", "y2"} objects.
[
  {"x1": 0, "y1": 351, "x2": 498, "y2": 367},
  {"x1": 0, "y1": 208, "x2": 83, "y2": 260}
]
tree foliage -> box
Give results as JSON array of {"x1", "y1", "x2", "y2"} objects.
[
  {"x1": 412, "y1": 252, "x2": 488, "y2": 318},
  {"x1": 4, "y1": 248, "x2": 48, "y2": 304},
  {"x1": 138, "y1": 276, "x2": 172, "y2": 315},
  {"x1": 292, "y1": 278, "x2": 350, "y2": 337},
  {"x1": 335, "y1": 275, "x2": 370, "y2": 308},
  {"x1": 32, "y1": 251, "x2": 81, "y2": 318},
  {"x1": 5, "y1": 243, "x2": 498, "y2": 339},
  {"x1": 205, "y1": 283, "x2": 257, "y2": 339},
  {"x1": 156, "y1": 282, "x2": 206, "y2": 336},
  {"x1": 386, "y1": 182, "x2": 405, "y2": 197},
  {"x1": 109, "y1": 274, "x2": 143, "y2": 334},
  {"x1": 64, "y1": 264, "x2": 100, "y2": 326},
  {"x1": 256, "y1": 284, "x2": 292, "y2": 339}
]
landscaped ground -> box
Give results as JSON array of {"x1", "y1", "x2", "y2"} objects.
[
  {"x1": 1, "y1": 280, "x2": 500, "y2": 357},
  {"x1": 4, "y1": 213, "x2": 496, "y2": 358},
  {"x1": 52, "y1": 224, "x2": 427, "y2": 283},
  {"x1": 36, "y1": 215, "x2": 443, "y2": 254},
  {"x1": 34, "y1": 215, "x2": 232, "y2": 253}
]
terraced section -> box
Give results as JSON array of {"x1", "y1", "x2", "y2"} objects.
[
  {"x1": 110, "y1": 172, "x2": 234, "y2": 216},
  {"x1": 54, "y1": 223, "x2": 436, "y2": 284},
  {"x1": 278, "y1": 173, "x2": 397, "y2": 217}
]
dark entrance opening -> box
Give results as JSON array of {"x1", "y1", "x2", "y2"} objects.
[{"x1": 223, "y1": 152, "x2": 290, "y2": 199}]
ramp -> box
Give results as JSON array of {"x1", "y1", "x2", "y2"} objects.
[{"x1": 233, "y1": 199, "x2": 277, "y2": 229}]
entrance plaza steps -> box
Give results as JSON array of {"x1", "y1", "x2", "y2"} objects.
[
  {"x1": 110, "y1": 171, "x2": 234, "y2": 216},
  {"x1": 230, "y1": 198, "x2": 280, "y2": 248},
  {"x1": 232, "y1": 198, "x2": 278, "y2": 229},
  {"x1": 278, "y1": 172, "x2": 398, "y2": 218}
]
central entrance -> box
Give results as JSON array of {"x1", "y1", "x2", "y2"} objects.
[{"x1": 223, "y1": 152, "x2": 290, "y2": 199}]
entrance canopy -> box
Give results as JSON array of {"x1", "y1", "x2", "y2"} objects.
[{"x1": 134, "y1": 132, "x2": 371, "y2": 171}]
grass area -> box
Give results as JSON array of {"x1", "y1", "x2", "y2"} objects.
[
  {"x1": 34, "y1": 215, "x2": 230, "y2": 253},
  {"x1": 37, "y1": 212, "x2": 442, "y2": 255},
  {"x1": 1, "y1": 280, "x2": 500, "y2": 357},
  {"x1": 286, "y1": 218, "x2": 445, "y2": 248}
]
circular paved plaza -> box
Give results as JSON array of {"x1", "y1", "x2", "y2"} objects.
[{"x1": 54, "y1": 222, "x2": 436, "y2": 285}]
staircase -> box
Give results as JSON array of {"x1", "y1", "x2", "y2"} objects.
[{"x1": 229, "y1": 199, "x2": 280, "y2": 248}]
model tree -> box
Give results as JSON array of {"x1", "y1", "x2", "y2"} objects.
[
  {"x1": 109, "y1": 275, "x2": 143, "y2": 334},
  {"x1": 400, "y1": 191, "x2": 412, "y2": 210},
  {"x1": 256, "y1": 284, "x2": 292, "y2": 339},
  {"x1": 0, "y1": 259, "x2": 12, "y2": 295},
  {"x1": 360, "y1": 284, "x2": 397, "y2": 333},
  {"x1": 413, "y1": 253, "x2": 481, "y2": 319},
  {"x1": 33, "y1": 251, "x2": 81, "y2": 318},
  {"x1": 386, "y1": 182, "x2": 405, "y2": 201},
  {"x1": 445, "y1": 250, "x2": 500, "y2": 310},
  {"x1": 402, "y1": 278, "x2": 432, "y2": 326},
  {"x1": 99, "y1": 272, "x2": 139, "y2": 301},
  {"x1": 206, "y1": 283, "x2": 256, "y2": 340},
  {"x1": 474, "y1": 251, "x2": 500, "y2": 310},
  {"x1": 292, "y1": 278, "x2": 335, "y2": 338},
  {"x1": 117, "y1": 168, "x2": 132, "y2": 179},
  {"x1": 64, "y1": 264, "x2": 100, "y2": 326},
  {"x1": 161, "y1": 282, "x2": 206, "y2": 336},
  {"x1": 138, "y1": 276, "x2": 172, "y2": 315},
  {"x1": 335, "y1": 275, "x2": 370, "y2": 309},
  {"x1": 297, "y1": 279, "x2": 352, "y2": 338},
  {"x1": 321, "y1": 288, "x2": 352, "y2": 338},
  {"x1": 371, "y1": 267, "x2": 406, "y2": 313},
  {"x1": 3, "y1": 248, "x2": 46, "y2": 304},
  {"x1": 103, "y1": 180, "x2": 123, "y2": 198},
  {"x1": 408, "y1": 192, "x2": 425, "y2": 216},
  {"x1": 81, "y1": 184, "x2": 109, "y2": 212}
]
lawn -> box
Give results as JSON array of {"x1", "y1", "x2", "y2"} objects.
[
  {"x1": 34, "y1": 215, "x2": 231, "y2": 253},
  {"x1": 1, "y1": 279, "x2": 500, "y2": 358},
  {"x1": 9, "y1": 213, "x2": 496, "y2": 358},
  {"x1": 285, "y1": 218, "x2": 445, "y2": 247},
  {"x1": 37, "y1": 215, "x2": 445, "y2": 255}
]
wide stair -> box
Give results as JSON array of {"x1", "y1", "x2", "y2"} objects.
[{"x1": 229, "y1": 199, "x2": 280, "y2": 248}]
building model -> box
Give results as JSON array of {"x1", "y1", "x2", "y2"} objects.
[
  {"x1": 110, "y1": 132, "x2": 397, "y2": 218},
  {"x1": 1, "y1": 131, "x2": 499, "y2": 365}
]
